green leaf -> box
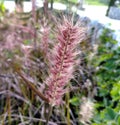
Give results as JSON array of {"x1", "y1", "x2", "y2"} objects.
[
  {"x1": 111, "y1": 82, "x2": 120, "y2": 100},
  {"x1": 117, "y1": 116, "x2": 120, "y2": 125},
  {"x1": 105, "y1": 107, "x2": 117, "y2": 120},
  {"x1": 69, "y1": 97, "x2": 80, "y2": 106}
]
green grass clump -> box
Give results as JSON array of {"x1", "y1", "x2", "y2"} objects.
[{"x1": 85, "y1": 0, "x2": 107, "y2": 6}]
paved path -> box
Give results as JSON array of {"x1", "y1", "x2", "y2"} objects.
[{"x1": 76, "y1": 5, "x2": 120, "y2": 30}]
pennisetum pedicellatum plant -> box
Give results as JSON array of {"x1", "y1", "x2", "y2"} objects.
[{"x1": 15, "y1": 17, "x2": 86, "y2": 124}]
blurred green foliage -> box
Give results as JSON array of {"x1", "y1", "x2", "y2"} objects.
[
  {"x1": 89, "y1": 28, "x2": 120, "y2": 124},
  {"x1": 0, "y1": 0, "x2": 5, "y2": 15},
  {"x1": 85, "y1": 0, "x2": 109, "y2": 5}
]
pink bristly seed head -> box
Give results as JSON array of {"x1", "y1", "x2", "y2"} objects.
[{"x1": 44, "y1": 18, "x2": 85, "y2": 106}]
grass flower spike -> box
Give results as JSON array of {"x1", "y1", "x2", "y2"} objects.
[
  {"x1": 41, "y1": 25, "x2": 50, "y2": 57},
  {"x1": 45, "y1": 18, "x2": 85, "y2": 106},
  {"x1": 79, "y1": 97, "x2": 94, "y2": 124}
]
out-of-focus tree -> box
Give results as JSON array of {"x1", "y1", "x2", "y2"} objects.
[
  {"x1": 106, "y1": 0, "x2": 116, "y2": 16},
  {"x1": 77, "y1": 0, "x2": 85, "y2": 10},
  {"x1": 50, "y1": 0, "x2": 53, "y2": 10},
  {"x1": 43, "y1": 0, "x2": 48, "y2": 16},
  {"x1": 15, "y1": 0, "x2": 24, "y2": 12}
]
